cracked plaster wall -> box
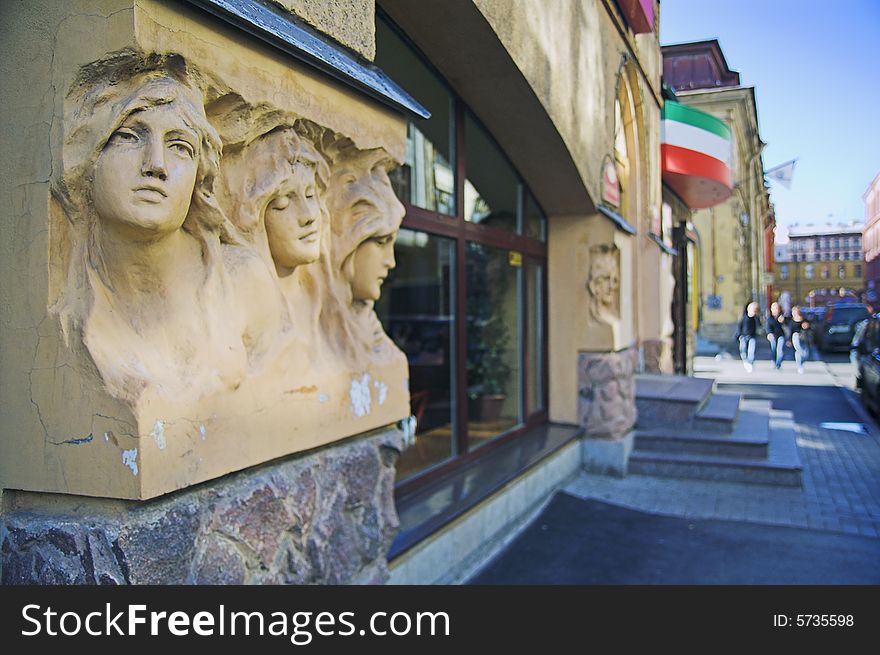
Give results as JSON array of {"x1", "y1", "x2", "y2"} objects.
[{"x1": 0, "y1": 0, "x2": 410, "y2": 501}]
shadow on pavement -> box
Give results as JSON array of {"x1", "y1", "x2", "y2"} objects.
[
  {"x1": 718, "y1": 383, "x2": 874, "y2": 429},
  {"x1": 469, "y1": 493, "x2": 880, "y2": 584}
]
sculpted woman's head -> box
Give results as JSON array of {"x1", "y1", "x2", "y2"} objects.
[
  {"x1": 324, "y1": 142, "x2": 404, "y2": 304},
  {"x1": 216, "y1": 120, "x2": 329, "y2": 276},
  {"x1": 59, "y1": 52, "x2": 225, "y2": 245}
]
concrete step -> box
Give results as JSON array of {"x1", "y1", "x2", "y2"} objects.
[
  {"x1": 635, "y1": 374, "x2": 715, "y2": 427},
  {"x1": 693, "y1": 391, "x2": 742, "y2": 434},
  {"x1": 629, "y1": 409, "x2": 802, "y2": 488},
  {"x1": 634, "y1": 430, "x2": 767, "y2": 460},
  {"x1": 633, "y1": 403, "x2": 770, "y2": 459}
]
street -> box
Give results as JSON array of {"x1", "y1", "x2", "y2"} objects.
[{"x1": 469, "y1": 347, "x2": 880, "y2": 584}]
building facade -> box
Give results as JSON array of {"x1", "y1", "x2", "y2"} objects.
[
  {"x1": 1, "y1": 0, "x2": 671, "y2": 584},
  {"x1": 775, "y1": 224, "x2": 864, "y2": 306},
  {"x1": 662, "y1": 41, "x2": 772, "y2": 345}
]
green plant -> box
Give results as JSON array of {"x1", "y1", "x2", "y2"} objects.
[
  {"x1": 468, "y1": 315, "x2": 511, "y2": 399},
  {"x1": 465, "y1": 242, "x2": 514, "y2": 401}
]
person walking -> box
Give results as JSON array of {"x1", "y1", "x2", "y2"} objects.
[
  {"x1": 789, "y1": 305, "x2": 809, "y2": 374},
  {"x1": 766, "y1": 302, "x2": 786, "y2": 369},
  {"x1": 779, "y1": 290, "x2": 792, "y2": 318},
  {"x1": 735, "y1": 301, "x2": 759, "y2": 372}
]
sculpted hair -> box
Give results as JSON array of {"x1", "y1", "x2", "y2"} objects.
[{"x1": 53, "y1": 50, "x2": 238, "y2": 338}]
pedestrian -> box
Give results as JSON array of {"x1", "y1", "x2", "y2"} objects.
[
  {"x1": 789, "y1": 305, "x2": 809, "y2": 374},
  {"x1": 735, "y1": 301, "x2": 759, "y2": 372},
  {"x1": 779, "y1": 290, "x2": 792, "y2": 317},
  {"x1": 766, "y1": 302, "x2": 786, "y2": 369}
]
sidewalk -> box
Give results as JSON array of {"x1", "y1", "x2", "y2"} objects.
[
  {"x1": 561, "y1": 356, "x2": 880, "y2": 537},
  {"x1": 469, "y1": 353, "x2": 880, "y2": 583}
]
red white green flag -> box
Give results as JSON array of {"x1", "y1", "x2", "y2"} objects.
[{"x1": 661, "y1": 101, "x2": 733, "y2": 209}]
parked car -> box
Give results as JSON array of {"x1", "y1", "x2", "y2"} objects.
[
  {"x1": 855, "y1": 315, "x2": 880, "y2": 414},
  {"x1": 801, "y1": 306, "x2": 826, "y2": 326},
  {"x1": 850, "y1": 317, "x2": 870, "y2": 365},
  {"x1": 816, "y1": 303, "x2": 870, "y2": 352}
]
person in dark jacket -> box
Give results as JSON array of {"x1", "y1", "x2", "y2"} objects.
[
  {"x1": 789, "y1": 305, "x2": 809, "y2": 374},
  {"x1": 766, "y1": 301, "x2": 786, "y2": 369},
  {"x1": 736, "y1": 301, "x2": 759, "y2": 372}
]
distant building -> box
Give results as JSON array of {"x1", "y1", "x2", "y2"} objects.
[
  {"x1": 864, "y1": 173, "x2": 880, "y2": 296},
  {"x1": 774, "y1": 224, "x2": 864, "y2": 306},
  {"x1": 662, "y1": 40, "x2": 773, "y2": 345}
]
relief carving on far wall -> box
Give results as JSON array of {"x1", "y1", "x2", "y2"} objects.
[
  {"x1": 587, "y1": 243, "x2": 620, "y2": 325},
  {"x1": 49, "y1": 50, "x2": 408, "y2": 454}
]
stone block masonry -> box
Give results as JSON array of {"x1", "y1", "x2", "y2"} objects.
[
  {"x1": 1, "y1": 428, "x2": 402, "y2": 585},
  {"x1": 578, "y1": 347, "x2": 638, "y2": 440}
]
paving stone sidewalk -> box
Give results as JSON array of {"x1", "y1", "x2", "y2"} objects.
[{"x1": 562, "y1": 356, "x2": 880, "y2": 540}]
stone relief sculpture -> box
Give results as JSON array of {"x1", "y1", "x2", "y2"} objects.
[
  {"x1": 53, "y1": 52, "x2": 285, "y2": 406},
  {"x1": 587, "y1": 244, "x2": 621, "y2": 325},
  {"x1": 50, "y1": 49, "x2": 409, "y2": 449},
  {"x1": 213, "y1": 108, "x2": 333, "y2": 368},
  {"x1": 321, "y1": 138, "x2": 406, "y2": 369}
]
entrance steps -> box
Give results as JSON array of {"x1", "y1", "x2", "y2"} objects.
[{"x1": 630, "y1": 375, "x2": 802, "y2": 488}]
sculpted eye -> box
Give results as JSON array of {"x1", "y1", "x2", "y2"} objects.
[
  {"x1": 269, "y1": 195, "x2": 291, "y2": 210},
  {"x1": 108, "y1": 129, "x2": 138, "y2": 145},
  {"x1": 305, "y1": 186, "x2": 316, "y2": 200},
  {"x1": 169, "y1": 140, "x2": 195, "y2": 159}
]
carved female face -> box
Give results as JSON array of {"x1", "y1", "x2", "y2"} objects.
[
  {"x1": 596, "y1": 269, "x2": 619, "y2": 306},
  {"x1": 264, "y1": 159, "x2": 323, "y2": 271},
  {"x1": 589, "y1": 250, "x2": 620, "y2": 314},
  {"x1": 94, "y1": 102, "x2": 200, "y2": 239},
  {"x1": 327, "y1": 148, "x2": 404, "y2": 302},
  {"x1": 350, "y1": 234, "x2": 396, "y2": 302}
]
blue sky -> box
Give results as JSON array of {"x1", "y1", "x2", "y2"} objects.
[{"x1": 661, "y1": 0, "x2": 880, "y2": 231}]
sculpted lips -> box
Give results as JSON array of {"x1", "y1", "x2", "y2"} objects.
[
  {"x1": 133, "y1": 185, "x2": 168, "y2": 203},
  {"x1": 299, "y1": 229, "x2": 319, "y2": 242}
]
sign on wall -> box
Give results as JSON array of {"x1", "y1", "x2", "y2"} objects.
[{"x1": 602, "y1": 159, "x2": 620, "y2": 208}]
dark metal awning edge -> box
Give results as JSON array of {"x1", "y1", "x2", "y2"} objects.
[
  {"x1": 649, "y1": 232, "x2": 679, "y2": 256},
  {"x1": 598, "y1": 204, "x2": 638, "y2": 235},
  {"x1": 181, "y1": 0, "x2": 430, "y2": 120}
]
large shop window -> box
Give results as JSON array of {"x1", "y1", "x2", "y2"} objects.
[{"x1": 375, "y1": 16, "x2": 548, "y2": 488}]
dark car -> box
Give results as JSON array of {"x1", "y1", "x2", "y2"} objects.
[
  {"x1": 855, "y1": 315, "x2": 880, "y2": 414},
  {"x1": 816, "y1": 303, "x2": 870, "y2": 352},
  {"x1": 801, "y1": 306, "x2": 826, "y2": 326}
]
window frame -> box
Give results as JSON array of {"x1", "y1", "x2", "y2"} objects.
[{"x1": 378, "y1": 16, "x2": 549, "y2": 496}]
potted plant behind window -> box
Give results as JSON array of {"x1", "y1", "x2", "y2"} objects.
[
  {"x1": 467, "y1": 315, "x2": 511, "y2": 421},
  {"x1": 466, "y1": 240, "x2": 513, "y2": 422}
]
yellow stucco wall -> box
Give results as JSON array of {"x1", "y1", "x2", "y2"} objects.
[{"x1": 275, "y1": 0, "x2": 376, "y2": 60}]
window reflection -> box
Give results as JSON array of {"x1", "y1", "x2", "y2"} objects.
[
  {"x1": 376, "y1": 18, "x2": 455, "y2": 216},
  {"x1": 375, "y1": 229, "x2": 456, "y2": 481},
  {"x1": 464, "y1": 112, "x2": 519, "y2": 233},
  {"x1": 466, "y1": 243, "x2": 521, "y2": 446},
  {"x1": 525, "y1": 260, "x2": 544, "y2": 415},
  {"x1": 524, "y1": 192, "x2": 546, "y2": 241}
]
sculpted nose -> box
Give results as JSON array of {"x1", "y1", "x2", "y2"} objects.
[
  {"x1": 142, "y1": 139, "x2": 168, "y2": 180},
  {"x1": 384, "y1": 242, "x2": 396, "y2": 270}
]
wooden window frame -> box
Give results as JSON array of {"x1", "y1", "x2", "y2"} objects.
[{"x1": 381, "y1": 18, "x2": 549, "y2": 497}]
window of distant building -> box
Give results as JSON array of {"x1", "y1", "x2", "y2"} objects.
[
  {"x1": 780, "y1": 265, "x2": 789, "y2": 280},
  {"x1": 855, "y1": 264, "x2": 863, "y2": 277},
  {"x1": 376, "y1": 16, "x2": 548, "y2": 488},
  {"x1": 839, "y1": 265, "x2": 846, "y2": 279},
  {"x1": 806, "y1": 264, "x2": 814, "y2": 279},
  {"x1": 822, "y1": 266, "x2": 830, "y2": 279}
]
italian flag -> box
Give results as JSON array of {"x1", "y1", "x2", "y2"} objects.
[{"x1": 661, "y1": 101, "x2": 733, "y2": 209}]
